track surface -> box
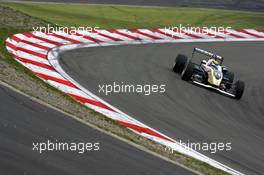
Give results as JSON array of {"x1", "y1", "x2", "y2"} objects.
[
  {"x1": 11, "y1": 0, "x2": 264, "y2": 12},
  {"x1": 60, "y1": 41, "x2": 264, "y2": 175},
  {"x1": 0, "y1": 84, "x2": 195, "y2": 175}
]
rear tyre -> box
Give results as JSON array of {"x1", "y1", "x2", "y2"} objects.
[
  {"x1": 173, "y1": 54, "x2": 188, "y2": 74},
  {"x1": 234, "y1": 80, "x2": 245, "y2": 100},
  {"x1": 181, "y1": 61, "x2": 194, "y2": 81}
]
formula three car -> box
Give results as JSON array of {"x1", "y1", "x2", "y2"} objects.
[{"x1": 172, "y1": 48, "x2": 245, "y2": 100}]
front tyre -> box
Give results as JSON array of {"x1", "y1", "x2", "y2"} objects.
[
  {"x1": 173, "y1": 54, "x2": 188, "y2": 74},
  {"x1": 181, "y1": 61, "x2": 194, "y2": 81},
  {"x1": 225, "y1": 71, "x2": 234, "y2": 83},
  {"x1": 224, "y1": 71, "x2": 234, "y2": 89},
  {"x1": 234, "y1": 80, "x2": 245, "y2": 100}
]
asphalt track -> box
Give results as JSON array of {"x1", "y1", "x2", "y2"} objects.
[
  {"x1": 0, "y1": 84, "x2": 195, "y2": 175},
  {"x1": 60, "y1": 41, "x2": 264, "y2": 175}
]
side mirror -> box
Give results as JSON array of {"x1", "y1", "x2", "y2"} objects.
[
  {"x1": 222, "y1": 66, "x2": 228, "y2": 71},
  {"x1": 201, "y1": 60, "x2": 207, "y2": 64}
]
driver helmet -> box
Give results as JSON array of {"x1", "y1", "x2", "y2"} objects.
[{"x1": 212, "y1": 55, "x2": 222, "y2": 65}]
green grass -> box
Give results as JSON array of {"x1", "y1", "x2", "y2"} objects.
[{"x1": 1, "y1": 2, "x2": 264, "y2": 29}]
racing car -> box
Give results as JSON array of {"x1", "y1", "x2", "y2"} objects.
[{"x1": 172, "y1": 48, "x2": 245, "y2": 100}]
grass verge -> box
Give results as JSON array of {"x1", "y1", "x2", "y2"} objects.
[
  {"x1": 1, "y1": 2, "x2": 264, "y2": 29},
  {"x1": 1, "y1": 3, "x2": 262, "y2": 174}
]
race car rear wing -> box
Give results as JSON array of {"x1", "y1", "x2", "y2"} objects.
[{"x1": 193, "y1": 48, "x2": 223, "y2": 60}]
